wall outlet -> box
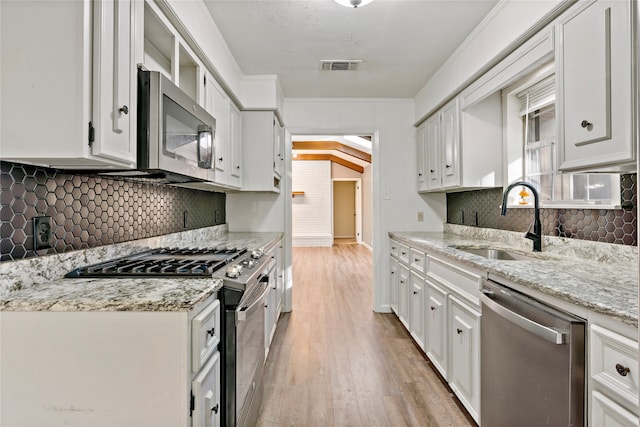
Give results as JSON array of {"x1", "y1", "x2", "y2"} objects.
[
  {"x1": 33, "y1": 216, "x2": 52, "y2": 250},
  {"x1": 417, "y1": 211, "x2": 424, "y2": 222}
]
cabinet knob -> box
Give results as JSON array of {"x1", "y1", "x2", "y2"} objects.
[
  {"x1": 414, "y1": 258, "x2": 420, "y2": 262},
  {"x1": 446, "y1": 164, "x2": 451, "y2": 169},
  {"x1": 206, "y1": 327, "x2": 215, "y2": 337},
  {"x1": 236, "y1": 165, "x2": 241, "y2": 169},
  {"x1": 581, "y1": 120, "x2": 592, "y2": 129},
  {"x1": 413, "y1": 291, "x2": 418, "y2": 295},
  {"x1": 616, "y1": 363, "x2": 630, "y2": 377},
  {"x1": 418, "y1": 173, "x2": 423, "y2": 177},
  {"x1": 456, "y1": 328, "x2": 463, "y2": 335},
  {"x1": 211, "y1": 403, "x2": 219, "y2": 414},
  {"x1": 119, "y1": 105, "x2": 129, "y2": 115},
  {"x1": 430, "y1": 169, "x2": 435, "y2": 173},
  {"x1": 430, "y1": 306, "x2": 436, "y2": 311},
  {"x1": 218, "y1": 157, "x2": 224, "y2": 162},
  {"x1": 400, "y1": 280, "x2": 404, "y2": 284},
  {"x1": 401, "y1": 251, "x2": 406, "y2": 255}
]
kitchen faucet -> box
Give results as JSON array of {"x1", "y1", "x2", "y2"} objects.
[{"x1": 501, "y1": 181, "x2": 542, "y2": 252}]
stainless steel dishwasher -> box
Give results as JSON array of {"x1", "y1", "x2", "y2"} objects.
[{"x1": 480, "y1": 278, "x2": 585, "y2": 426}]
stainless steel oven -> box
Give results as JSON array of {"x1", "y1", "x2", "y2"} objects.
[{"x1": 218, "y1": 249, "x2": 274, "y2": 427}]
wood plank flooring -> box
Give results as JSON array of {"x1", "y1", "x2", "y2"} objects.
[{"x1": 257, "y1": 244, "x2": 474, "y2": 427}]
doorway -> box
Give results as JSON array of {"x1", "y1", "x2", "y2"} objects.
[{"x1": 332, "y1": 179, "x2": 362, "y2": 245}]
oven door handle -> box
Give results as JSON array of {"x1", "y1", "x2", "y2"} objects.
[
  {"x1": 480, "y1": 288, "x2": 565, "y2": 344},
  {"x1": 237, "y1": 285, "x2": 269, "y2": 322}
]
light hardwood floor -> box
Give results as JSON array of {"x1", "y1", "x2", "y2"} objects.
[{"x1": 257, "y1": 244, "x2": 475, "y2": 427}]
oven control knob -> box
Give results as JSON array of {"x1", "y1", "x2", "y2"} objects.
[
  {"x1": 226, "y1": 264, "x2": 242, "y2": 278},
  {"x1": 251, "y1": 250, "x2": 263, "y2": 259}
]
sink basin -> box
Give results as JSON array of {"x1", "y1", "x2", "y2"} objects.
[{"x1": 456, "y1": 247, "x2": 537, "y2": 261}]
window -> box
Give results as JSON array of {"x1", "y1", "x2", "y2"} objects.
[{"x1": 505, "y1": 73, "x2": 620, "y2": 207}]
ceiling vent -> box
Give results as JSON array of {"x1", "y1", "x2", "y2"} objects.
[{"x1": 320, "y1": 60, "x2": 362, "y2": 71}]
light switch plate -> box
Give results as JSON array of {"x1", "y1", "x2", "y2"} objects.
[{"x1": 417, "y1": 211, "x2": 424, "y2": 222}]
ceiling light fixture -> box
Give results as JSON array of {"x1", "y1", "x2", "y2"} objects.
[{"x1": 334, "y1": 0, "x2": 374, "y2": 8}]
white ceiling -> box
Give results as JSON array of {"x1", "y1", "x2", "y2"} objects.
[{"x1": 202, "y1": 0, "x2": 498, "y2": 98}]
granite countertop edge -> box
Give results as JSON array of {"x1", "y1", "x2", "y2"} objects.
[
  {"x1": 389, "y1": 231, "x2": 638, "y2": 327},
  {"x1": 0, "y1": 230, "x2": 283, "y2": 313}
]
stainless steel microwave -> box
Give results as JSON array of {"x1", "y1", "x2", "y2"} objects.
[{"x1": 136, "y1": 70, "x2": 215, "y2": 183}]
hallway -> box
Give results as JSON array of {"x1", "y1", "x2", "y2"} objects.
[{"x1": 256, "y1": 244, "x2": 474, "y2": 426}]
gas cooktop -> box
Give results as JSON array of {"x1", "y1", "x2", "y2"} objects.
[{"x1": 65, "y1": 247, "x2": 247, "y2": 278}]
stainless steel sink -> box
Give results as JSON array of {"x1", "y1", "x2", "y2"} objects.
[{"x1": 456, "y1": 247, "x2": 537, "y2": 261}]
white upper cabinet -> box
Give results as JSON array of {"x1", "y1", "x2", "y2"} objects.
[
  {"x1": 206, "y1": 78, "x2": 230, "y2": 186},
  {"x1": 228, "y1": 103, "x2": 243, "y2": 189},
  {"x1": 425, "y1": 113, "x2": 442, "y2": 191},
  {"x1": 92, "y1": 0, "x2": 141, "y2": 165},
  {"x1": 557, "y1": 0, "x2": 636, "y2": 172},
  {"x1": 416, "y1": 123, "x2": 428, "y2": 192},
  {"x1": 1, "y1": 0, "x2": 142, "y2": 169},
  {"x1": 418, "y1": 95, "x2": 501, "y2": 193},
  {"x1": 241, "y1": 111, "x2": 283, "y2": 192},
  {"x1": 440, "y1": 100, "x2": 460, "y2": 189}
]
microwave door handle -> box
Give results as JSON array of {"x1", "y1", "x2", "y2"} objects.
[{"x1": 197, "y1": 125, "x2": 213, "y2": 168}]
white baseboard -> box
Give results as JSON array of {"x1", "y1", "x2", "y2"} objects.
[
  {"x1": 361, "y1": 241, "x2": 373, "y2": 252},
  {"x1": 292, "y1": 235, "x2": 333, "y2": 247}
]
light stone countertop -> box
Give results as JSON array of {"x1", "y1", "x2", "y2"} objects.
[
  {"x1": 390, "y1": 225, "x2": 638, "y2": 327},
  {"x1": 0, "y1": 225, "x2": 283, "y2": 312}
]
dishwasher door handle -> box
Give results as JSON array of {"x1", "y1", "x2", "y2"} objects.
[{"x1": 480, "y1": 290, "x2": 565, "y2": 345}]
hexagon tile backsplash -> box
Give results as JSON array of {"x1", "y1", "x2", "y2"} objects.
[
  {"x1": 0, "y1": 161, "x2": 225, "y2": 261},
  {"x1": 447, "y1": 174, "x2": 637, "y2": 246}
]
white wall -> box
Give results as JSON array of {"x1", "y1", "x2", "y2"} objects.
[
  {"x1": 362, "y1": 164, "x2": 373, "y2": 248},
  {"x1": 283, "y1": 98, "x2": 446, "y2": 313},
  {"x1": 291, "y1": 160, "x2": 333, "y2": 247},
  {"x1": 414, "y1": 0, "x2": 570, "y2": 122},
  {"x1": 332, "y1": 163, "x2": 373, "y2": 248}
]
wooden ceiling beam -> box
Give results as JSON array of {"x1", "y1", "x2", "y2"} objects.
[
  {"x1": 292, "y1": 141, "x2": 371, "y2": 163},
  {"x1": 293, "y1": 154, "x2": 365, "y2": 173}
]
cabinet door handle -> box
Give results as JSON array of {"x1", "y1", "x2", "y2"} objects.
[
  {"x1": 211, "y1": 403, "x2": 219, "y2": 414},
  {"x1": 206, "y1": 327, "x2": 215, "y2": 337},
  {"x1": 581, "y1": 120, "x2": 592, "y2": 129},
  {"x1": 414, "y1": 258, "x2": 420, "y2": 262},
  {"x1": 456, "y1": 328, "x2": 463, "y2": 335},
  {"x1": 430, "y1": 306, "x2": 436, "y2": 311},
  {"x1": 616, "y1": 363, "x2": 630, "y2": 377},
  {"x1": 119, "y1": 105, "x2": 129, "y2": 115}
]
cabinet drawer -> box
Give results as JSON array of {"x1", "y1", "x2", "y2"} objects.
[
  {"x1": 398, "y1": 243, "x2": 410, "y2": 265},
  {"x1": 390, "y1": 239, "x2": 399, "y2": 258},
  {"x1": 192, "y1": 351, "x2": 221, "y2": 427},
  {"x1": 427, "y1": 255, "x2": 481, "y2": 305},
  {"x1": 590, "y1": 324, "x2": 639, "y2": 414},
  {"x1": 409, "y1": 249, "x2": 426, "y2": 274},
  {"x1": 192, "y1": 299, "x2": 221, "y2": 373},
  {"x1": 592, "y1": 391, "x2": 639, "y2": 427}
]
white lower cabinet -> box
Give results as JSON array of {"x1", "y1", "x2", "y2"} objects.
[
  {"x1": 449, "y1": 295, "x2": 481, "y2": 422},
  {"x1": 398, "y1": 264, "x2": 410, "y2": 328},
  {"x1": 590, "y1": 324, "x2": 640, "y2": 426},
  {"x1": 192, "y1": 352, "x2": 222, "y2": 427},
  {"x1": 592, "y1": 391, "x2": 640, "y2": 427},
  {"x1": 426, "y1": 281, "x2": 448, "y2": 378},
  {"x1": 390, "y1": 256, "x2": 399, "y2": 314},
  {"x1": 409, "y1": 271, "x2": 426, "y2": 350},
  {"x1": 0, "y1": 294, "x2": 222, "y2": 427}
]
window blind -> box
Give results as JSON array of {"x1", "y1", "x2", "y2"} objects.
[{"x1": 517, "y1": 75, "x2": 555, "y2": 115}]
